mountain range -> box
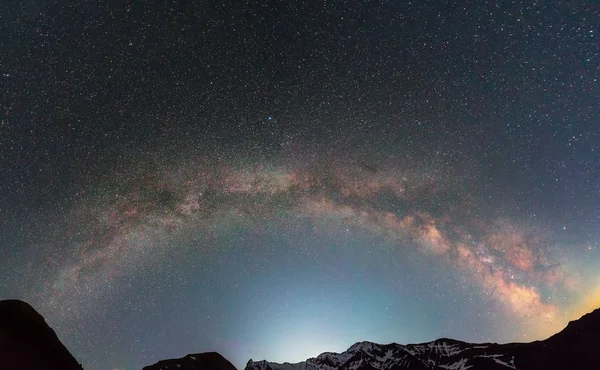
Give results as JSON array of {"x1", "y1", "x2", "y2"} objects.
[
  {"x1": 0, "y1": 299, "x2": 597, "y2": 370},
  {"x1": 143, "y1": 307, "x2": 600, "y2": 370}
]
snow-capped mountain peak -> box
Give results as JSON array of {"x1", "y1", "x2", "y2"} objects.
[{"x1": 244, "y1": 308, "x2": 600, "y2": 370}]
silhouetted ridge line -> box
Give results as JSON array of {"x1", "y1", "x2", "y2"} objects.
[
  {"x1": 0, "y1": 299, "x2": 83, "y2": 370},
  {"x1": 142, "y1": 351, "x2": 237, "y2": 370}
]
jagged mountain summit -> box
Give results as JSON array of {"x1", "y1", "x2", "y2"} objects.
[
  {"x1": 0, "y1": 300, "x2": 83, "y2": 370},
  {"x1": 245, "y1": 308, "x2": 600, "y2": 370}
]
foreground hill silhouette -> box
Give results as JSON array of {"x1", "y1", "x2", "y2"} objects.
[
  {"x1": 0, "y1": 300, "x2": 83, "y2": 370},
  {"x1": 1, "y1": 300, "x2": 598, "y2": 370},
  {"x1": 142, "y1": 352, "x2": 237, "y2": 370}
]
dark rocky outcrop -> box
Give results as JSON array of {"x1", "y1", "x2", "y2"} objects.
[
  {"x1": 0, "y1": 299, "x2": 83, "y2": 370},
  {"x1": 142, "y1": 351, "x2": 237, "y2": 370}
]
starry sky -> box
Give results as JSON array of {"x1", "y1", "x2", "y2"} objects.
[{"x1": 1, "y1": 1, "x2": 599, "y2": 369}]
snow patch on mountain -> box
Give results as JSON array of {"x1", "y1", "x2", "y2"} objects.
[{"x1": 245, "y1": 339, "x2": 520, "y2": 370}]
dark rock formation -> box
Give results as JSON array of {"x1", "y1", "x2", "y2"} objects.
[
  {"x1": 142, "y1": 351, "x2": 237, "y2": 370},
  {"x1": 0, "y1": 299, "x2": 83, "y2": 370}
]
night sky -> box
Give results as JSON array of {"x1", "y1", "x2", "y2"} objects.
[{"x1": 1, "y1": 1, "x2": 599, "y2": 369}]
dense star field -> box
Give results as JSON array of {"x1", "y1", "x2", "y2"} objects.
[{"x1": 1, "y1": 1, "x2": 599, "y2": 370}]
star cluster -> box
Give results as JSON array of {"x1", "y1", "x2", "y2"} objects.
[{"x1": 0, "y1": 1, "x2": 598, "y2": 370}]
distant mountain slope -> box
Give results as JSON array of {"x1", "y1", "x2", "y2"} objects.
[
  {"x1": 142, "y1": 351, "x2": 237, "y2": 370},
  {"x1": 245, "y1": 308, "x2": 600, "y2": 370},
  {"x1": 0, "y1": 299, "x2": 84, "y2": 370}
]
